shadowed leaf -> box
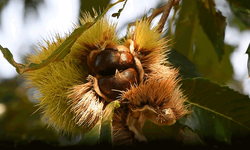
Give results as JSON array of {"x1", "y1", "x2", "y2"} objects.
[
  {"x1": 180, "y1": 78, "x2": 250, "y2": 144},
  {"x1": 193, "y1": 25, "x2": 233, "y2": 84},
  {"x1": 197, "y1": 0, "x2": 226, "y2": 62},
  {"x1": 227, "y1": 0, "x2": 250, "y2": 11},
  {"x1": 173, "y1": 0, "x2": 198, "y2": 61},
  {"x1": 230, "y1": 3, "x2": 250, "y2": 29},
  {"x1": 177, "y1": 126, "x2": 205, "y2": 146},
  {"x1": 168, "y1": 48, "x2": 202, "y2": 78},
  {"x1": 79, "y1": 0, "x2": 110, "y2": 17}
]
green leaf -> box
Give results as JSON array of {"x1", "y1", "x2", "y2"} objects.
[
  {"x1": 230, "y1": 14, "x2": 248, "y2": 31},
  {"x1": 178, "y1": 126, "x2": 205, "y2": 146},
  {"x1": 168, "y1": 48, "x2": 202, "y2": 78},
  {"x1": 0, "y1": 45, "x2": 26, "y2": 74},
  {"x1": 180, "y1": 78, "x2": 250, "y2": 144},
  {"x1": 142, "y1": 119, "x2": 182, "y2": 146},
  {"x1": 173, "y1": 0, "x2": 198, "y2": 61},
  {"x1": 197, "y1": 0, "x2": 226, "y2": 62},
  {"x1": 227, "y1": 0, "x2": 250, "y2": 11},
  {"x1": 0, "y1": 0, "x2": 126, "y2": 74},
  {"x1": 142, "y1": 119, "x2": 205, "y2": 146},
  {"x1": 193, "y1": 25, "x2": 233, "y2": 84},
  {"x1": 77, "y1": 100, "x2": 120, "y2": 147},
  {"x1": 99, "y1": 100, "x2": 120, "y2": 146},
  {"x1": 142, "y1": 119, "x2": 174, "y2": 142},
  {"x1": 230, "y1": 3, "x2": 250, "y2": 29},
  {"x1": 173, "y1": 0, "x2": 232, "y2": 83},
  {"x1": 79, "y1": 0, "x2": 110, "y2": 18}
]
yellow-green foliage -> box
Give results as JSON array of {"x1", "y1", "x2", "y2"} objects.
[{"x1": 25, "y1": 13, "x2": 118, "y2": 135}]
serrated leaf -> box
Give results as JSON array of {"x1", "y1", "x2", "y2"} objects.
[
  {"x1": 227, "y1": 0, "x2": 250, "y2": 11},
  {"x1": 77, "y1": 100, "x2": 120, "y2": 147},
  {"x1": 173, "y1": 0, "x2": 198, "y2": 61},
  {"x1": 230, "y1": 3, "x2": 250, "y2": 29},
  {"x1": 168, "y1": 48, "x2": 202, "y2": 78},
  {"x1": 193, "y1": 25, "x2": 233, "y2": 84},
  {"x1": 197, "y1": 0, "x2": 226, "y2": 62},
  {"x1": 180, "y1": 78, "x2": 250, "y2": 144},
  {"x1": 0, "y1": 0, "x2": 126, "y2": 74}
]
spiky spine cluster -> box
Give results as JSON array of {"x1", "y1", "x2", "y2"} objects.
[
  {"x1": 112, "y1": 20, "x2": 188, "y2": 145},
  {"x1": 123, "y1": 72, "x2": 188, "y2": 121},
  {"x1": 127, "y1": 19, "x2": 188, "y2": 120},
  {"x1": 25, "y1": 13, "x2": 117, "y2": 135},
  {"x1": 25, "y1": 11, "x2": 188, "y2": 145},
  {"x1": 26, "y1": 36, "x2": 88, "y2": 135},
  {"x1": 127, "y1": 20, "x2": 168, "y2": 74},
  {"x1": 71, "y1": 12, "x2": 119, "y2": 62},
  {"x1": 67, "y1": 78, "x2": 104, "y2": 129}
]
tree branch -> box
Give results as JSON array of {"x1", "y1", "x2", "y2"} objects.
[{"x1": 157, "y1": 0, "x2": 175, "y2": 33}]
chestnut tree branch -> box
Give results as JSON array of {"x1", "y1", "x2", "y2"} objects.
[
  {"x1": 157, "y1": 0, "x2": 175, "y2": 33},
  {"x1": 148, "y1": 5, "x2": 167, "y2": 23},
  {"x1": 126, "y1": 0, "x2": 180, "y2": 33}
]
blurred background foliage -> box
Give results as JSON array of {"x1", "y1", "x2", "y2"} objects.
[{"x1": 0, "y1": 0, "x2": 250, "y2": 148}]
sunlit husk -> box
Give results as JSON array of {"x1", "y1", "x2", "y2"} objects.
[
  {"x1": 125, "y1": 18, "x2": 188, "y2": 124},
  {"x1": 71, "y1": 12, "x2": 119, "y2": 62},
  {"x1": 127, "y1": 19, "x2": 170, "y2": 74},
  {"x1": 25, "y1": 13, "x2": 118, "y2": 135},
  {"x1": 25, "y1": 10, "x2": 188, "y2": 145},
  {"x1": 122, "y1": 70, "x2": 188, "y2": 121},
  {"x1": 67, "y1": 79, "x2": 105, "y2": 132},
  {"x1": 113, "y1": 19, "x2": 188, "y2": 145}
]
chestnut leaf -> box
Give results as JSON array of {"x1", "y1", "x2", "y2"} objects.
[{"x1": 180, "y1": 78, "x2": 250, "y2": 145}]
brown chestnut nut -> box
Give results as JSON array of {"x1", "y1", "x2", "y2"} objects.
[
  {"x1": 94, "y1": 49, "x2": 134, "y2": 76},
  {"x1": 98, "y1": 68, "x2": 138, "y2": 100}
]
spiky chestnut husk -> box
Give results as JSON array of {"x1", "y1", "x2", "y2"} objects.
[
  {"x1": 111, "y1": 20, "x2": 189, "y2": 145},
  {"x1": 25, "y1": 10, "x2": 188, "y2": 146},
  {"x1": 25, "y1": 12, "x2": 118, "y2": 135}
]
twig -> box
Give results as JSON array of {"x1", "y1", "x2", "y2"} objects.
[
  {"x1": 126, "y1": 0, "x2": 180, "y2": 33},
  {"x1": 157, "y1": 0, "x2": 175, "y2": 33},
  {"x1": 126, "y1": 5, "x2": 166, "y2": 32},
  {"x1": 148, "y1": 5, "x2": 167, "y2": 23}
]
